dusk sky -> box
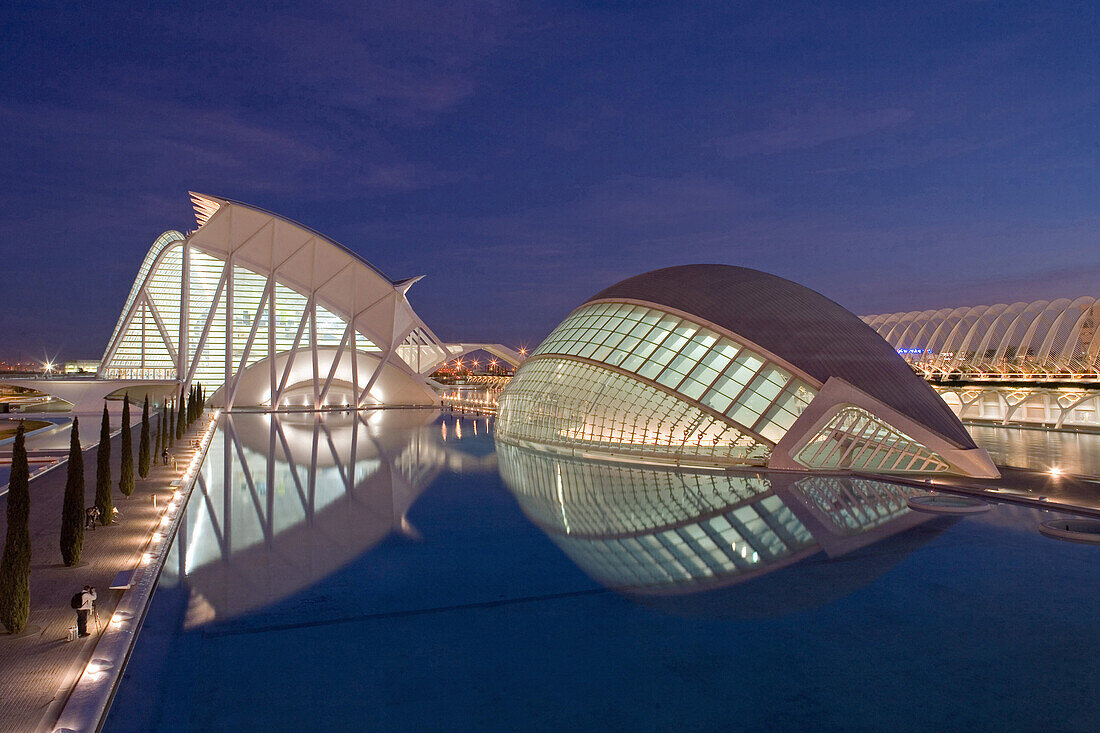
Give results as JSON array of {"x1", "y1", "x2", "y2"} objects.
[{"x1": 1, "y1": 1, "x2": 1096, "y2": 360}]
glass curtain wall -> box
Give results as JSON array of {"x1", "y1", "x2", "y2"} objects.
[
  {"x1": 497, "y1": 300, "x2": 818, "y2": 464},
  {"x1": 102, "y1": 241, "x2": 382, "y2": 387},
  {"x1": 794, "y1": 406, "x2": 951, "y2": 473}
]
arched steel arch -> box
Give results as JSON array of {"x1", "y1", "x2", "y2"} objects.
[{"x1": 863, "y1": 297, "x2": 1100, "y2": 380}]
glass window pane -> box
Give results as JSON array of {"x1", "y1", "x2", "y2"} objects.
[
  {"x1": 733, "y1": 350, "x2": 765, "y2": 374},
  {"x1": 679, "y1": 377, "x2": 709, "y2": 400}
]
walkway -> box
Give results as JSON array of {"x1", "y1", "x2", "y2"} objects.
[{"x1": 0, "y1": 414, "x2": 205, "y2": 732}]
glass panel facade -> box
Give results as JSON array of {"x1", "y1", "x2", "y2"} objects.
[
  {"x1": 530, "y1": 301, "x2": 818, "y2": 443},
  {"x1": 102, "y1": 241, "x2": 383, "y2": 389},
  {"x1": 795, "y1": 406, "x2": 951, "y2": 473},
  {"x1": 101, "y1": 230, "x2": 186, "y2": 366},
  {"x1": 495, "y1": 357, "x2": 768, "y2": 465}
]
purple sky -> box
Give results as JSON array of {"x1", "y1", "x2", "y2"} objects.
[{"x1": 1, "y1": 1, "x2": 1097, "y2": 359}]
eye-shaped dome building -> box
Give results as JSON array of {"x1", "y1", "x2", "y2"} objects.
[{"x1": 495, "y1": 265, "x2": 998, "y2": 478}]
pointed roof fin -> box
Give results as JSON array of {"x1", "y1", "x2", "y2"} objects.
[{"x1": 394, "y1": 275, "x2": 425, "y2": 295}]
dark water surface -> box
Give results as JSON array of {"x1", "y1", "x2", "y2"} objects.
[{"x1": 106, "y1": 411, "x2": 1100, "y2": 732}]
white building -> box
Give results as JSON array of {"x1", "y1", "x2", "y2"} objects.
[
  {"x1": 4, "y1": 193, "x2": 515, "y2": 412},
  {"x1": 495, "y1": 265, "x2": 998, "y2": 478}
]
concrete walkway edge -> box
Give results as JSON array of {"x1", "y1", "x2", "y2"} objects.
[{"x1": 47, "y1": 411, "x2": 220, "y2": 733}]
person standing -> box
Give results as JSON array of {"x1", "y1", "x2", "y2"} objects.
[{"x1": 76, "y1": 585, "x2": 96, "y2": 637}]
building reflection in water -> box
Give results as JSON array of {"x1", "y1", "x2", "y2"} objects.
[
  {"x1": 967, "y1": 423, "x2": 1100, "y2": 477},
  {"x1": 162, "y1": 410, "x2": 495, "y2": 627},
  {"x1": 498, "y1": 442, "x2": 946, "y2": 608}
]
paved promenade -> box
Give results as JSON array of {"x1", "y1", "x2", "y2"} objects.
[{"x1": 0, "y1": 414, "x2": 204, "y2": 733}]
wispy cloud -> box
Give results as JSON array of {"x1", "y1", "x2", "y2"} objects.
[
  {"x1": 0, "y1": 96, "x2": 467, "y2": 201},
  {"x1": 710, "y1": 107, "x2": 913, "y2": 158}
]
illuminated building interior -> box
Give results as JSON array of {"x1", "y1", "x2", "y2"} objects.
[
  {"x1": 98, "y1": 193, "x2": 449, "y2": 409},
  {"x1": 496, "y1": 265, "x2": 999, "y2": 478},
  {"x1": 497, "y1": 443, "x2": 934, "y2": 596},
  {"x1": 2, "y1": 194, "x2": 518, "y2": 412}
]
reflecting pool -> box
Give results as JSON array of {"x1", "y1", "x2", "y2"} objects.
[
  {"x1": 107, "y1": 412, "x2": 1100, "y2": 732},
  {"x1": 968, "y1": 423, "x2": 1100, "y2": 477}
]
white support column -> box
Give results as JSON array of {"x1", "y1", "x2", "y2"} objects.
[
  {"x1": 225, "y1": 255, "x2": 234, "y2": 391},
  {"x1": 319, "y1": 320, "x2": 353, "y2": 405},
  {"x1": 274, "y1": 295, "x2": 313, "y2": 406},
  {"x1": 310, "y1": 298, "x2": 320, "y2": 409},
  {"x1": 226, "y1": 278, "x2": 273, "y2": 409},
  {"x1": 268, "y1": 279, "x2": 277, "y2": 405},
  {"x1": 180, "y1": 238, "x2": 190, "y2": 382},
  {"x1": 182, "y1": 265, "x2": 229, "y2": 388},
  {"x1": 351, "y1": 269, "x2": 359, "y2": 407},
  {"x1": 358, "y1": 346, "x2": 394, "y2": 407},
  {"x1": 140, "y1": 301, "x2": 146, "y2": 370},
  {"x1": 268, "y1": 237, "x2": 278, "y2": 406},
  {"x1": 145, "y1": 294, "x2": 178, "y2": 365}
]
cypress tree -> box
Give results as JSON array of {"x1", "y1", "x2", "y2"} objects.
[
  {"x1": 167, "y1": 404, "x2": 174, "y2": 447},
  {"x1": 159, "y1": 403, "x2": 167, "y2": 453},
  {"x1": 0, "y1": 423, "x2": 31, "y2": 633},
  {"x1": 60, "y1": 417, "x2": 84, "y2": 566},
  {"x1": 176, "y1": 391, "x2": 185, "y2": 439},
  {"x1": 95, "y1": 405, "x2": 112, "y2": 525},
  {"x1": 186, "y1": 387, "x2": 193, "y2": 424},
  {"x1": 119, "y1": 394, "x2": 134, "y2": 497},
  {"x1": 138, "y1": 395, "x2": 151, "y2": 479}
]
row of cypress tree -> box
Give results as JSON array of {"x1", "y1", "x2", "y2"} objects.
[
  {"x1": 0, "y1": 423, "x2": 31, "y2": 633},
  {"x1": 0, "y1": 385, "x2": 206, "y2": 633},
  {"x1": 175, "y1": 384, "x2": 205, "y2": 440}
]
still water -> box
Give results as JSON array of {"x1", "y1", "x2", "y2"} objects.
[
  {"x1": 968, "y1": 422, "x2": 1100, "y2": 477},
  {"x1": 107, "y1": 411, "x2": 1100, "y2": 732}
]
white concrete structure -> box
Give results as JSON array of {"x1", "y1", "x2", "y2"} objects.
[
  {"x1": 935, "y1": 384, "x2": 1100, "y2": 429},
  {"x1": 496, "y1": 265, "x2": 998, "y2": 478},
  {"x1": 3, "y1": 194, "x2": 519, "y2": 412},
  {"x1": 864, "y1": 298, "x2": 1100, "y2": 381}
]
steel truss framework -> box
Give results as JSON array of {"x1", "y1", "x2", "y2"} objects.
[
  {"x1": 864, "y1": 298, "x2": 1100, "y2": 381},
  {"x1": 99, "y1": 193, "x2": 451, "y2": 409}
]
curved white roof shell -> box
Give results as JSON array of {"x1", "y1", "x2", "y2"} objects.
[
  {"x1": 496, "y1": 265, "x2": 998, "y2": 478},
  {"x1": 863, "y1": 297, "x2": 1100, "y2": 380},
  {"x1": 98, "y1": 193, "x2": 451, "y2": 408}
]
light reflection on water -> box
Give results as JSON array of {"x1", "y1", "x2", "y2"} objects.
[
  {"x1": 152, "y1": 414, "x2": 1098, "y2": 628},
  {"x1": 497, "y1": 441, "x2": 936, "y2": 601},
  {"x1": 968, "y1": 423, "x2": 1100, "y2": 477},
  {"x1": 106, "y1": 411, "x2": 1100, "y2": 732},
  {"x1": 159, "y1": 409, "x2": 496, "y2": 626}
]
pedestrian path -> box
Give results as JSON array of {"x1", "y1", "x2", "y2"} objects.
[{"x1": 0, "y1": 414, "x2": 210, "y2": 733}]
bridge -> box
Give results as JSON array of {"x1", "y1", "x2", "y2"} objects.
[{"x1": 863, "y1": 297, "x2": 1100, "y2": 429}]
